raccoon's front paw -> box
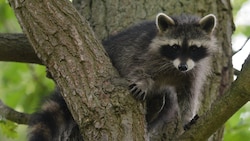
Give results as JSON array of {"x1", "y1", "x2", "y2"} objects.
[
  {"x1": 129, "y1": 83, "x2": 147, "y2": 100},
  {"x1": 128, "y1": 78, "x2": 154, "y2": 101}
]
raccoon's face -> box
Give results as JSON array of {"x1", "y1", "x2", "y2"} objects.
[
  {"x1": 153, "y1": 13, "x2": 216, "y2": 72},
  {"x1": 159, "y1": 40, "x2": 209, "y2": 72}
]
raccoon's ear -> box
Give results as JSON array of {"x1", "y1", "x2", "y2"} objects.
[
  {"x1": 199, "y1": 14, "x2": 216, "y2": 35},
  {"x1": 156, "y1": 13, "x2": 175, "y2": 32}
]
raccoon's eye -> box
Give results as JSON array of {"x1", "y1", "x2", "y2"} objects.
[
  {"x1": 190, "y1": 45, "x2": 199, "y2": 52},
  {"x1": 171, "y1": 44, "x2": 180, "y2": 50},
  {"x1": 160, "y1": 44, "x2": 180, "y2": 60}
]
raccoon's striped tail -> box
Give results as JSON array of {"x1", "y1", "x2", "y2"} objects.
[{"x1": 28, "y1": 90, "x2": 83, "y2": 141}]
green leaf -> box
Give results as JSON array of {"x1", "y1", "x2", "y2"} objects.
[{"x1": 0, "y1": 119, "x2": 18, "y2": 139}]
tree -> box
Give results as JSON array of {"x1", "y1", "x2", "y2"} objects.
[{"x1": 1, "y1": 0, "x2": 250, "y2": 141}]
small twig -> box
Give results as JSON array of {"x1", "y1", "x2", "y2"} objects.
[
  {"x1": 233, "y1": 36, "x2": 250, "y2": 56},
  {"x1": 234, "y1": 68, "x2": 241, "y2": 76},
  {"x1": 0, "y1": 100, "x2": 30, "y2": 125}
]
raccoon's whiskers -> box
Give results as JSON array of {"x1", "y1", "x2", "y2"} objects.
[{"x1": 156, "y1": 63, "x2": 172, "y2": 73}]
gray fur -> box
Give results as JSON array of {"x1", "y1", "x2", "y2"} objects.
[{"x1": 103, "y1": 13, "x2": 216, "y2": 134}]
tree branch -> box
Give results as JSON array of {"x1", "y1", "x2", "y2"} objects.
[
  {"x1": 0, "y1": 100, "x2": 30, "y2": 125},
  {"x1": 234, "y1": 68, "x2": 241, "y2": 76},
  {"x1": 0, "y1": 33, "x2": 42, "y2": 64},
  {"x1": 178, "y1": 54, "x2": 250, "y2": 141},
  {"x1": 233, "y1": 36, "x2": 250, "y2": 56}
]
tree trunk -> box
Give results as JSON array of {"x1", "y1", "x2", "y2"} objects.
[{"x1": 7, "y1": 0, "x2": 234, "y2": 141}]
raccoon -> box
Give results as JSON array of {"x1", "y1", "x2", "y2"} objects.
[
  {"x1": 28, "y1": 13, "x2": 216, "y2": 140},
  {"x1": 103, "y1": 13, "x2": 216, "y2": 130},
  {"x1": 28, "y1": 89, "x2": 83, "y2": 141}
]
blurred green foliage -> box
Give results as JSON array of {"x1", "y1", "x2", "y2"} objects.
[
  {"x1": 235, "y1": 25, "x2": 250, "y2": 36},
  {"x1": 0, "y1": 0, "x2": 21, "y2": 32},
  {"x1": 0, "y1": 1, "x2": 54, "y2": 141},
  {"x1": 0, "y1": 63, "x2": 55, "y2": 113},
  {"x1": 0, "y1": 120, "x2": 18, "y2": 139},
  {"x1": 224, "y1": 103, "x2": 250, "y2": 141},
  {"x1": 0, "y1": 63, "x2": 54, "y2": 141},
  {"x1": 231, "y1": 0, "x2": 247, "y2": 16},
  {"x1": 231, "y1": 0, "x2": 250, "y2": 36}
]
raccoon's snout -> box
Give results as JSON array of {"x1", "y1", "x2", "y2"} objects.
[
  {"x1": 173, "y1": 59, "x2": 195, "y2": 72},
  {"x1": 178, "y1": 64, "x2": 188, "y2": 71}
]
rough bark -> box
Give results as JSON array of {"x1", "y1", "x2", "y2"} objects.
[{"x1": 8, "y1": 0, "x2": 146, "y2": 141}]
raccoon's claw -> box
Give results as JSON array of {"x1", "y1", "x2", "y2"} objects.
[
  {"x1": 128, "y1": 83, "x2": 147, "y2": 101},
  {"x1": 128, "y1": 83, "x2": 136, "y2": 90},
  {"x1": 183, "y1": 114, "x2": 199, "y2": 131},
  {"x1": 128, "y1": 77, "x2": 153, "y2": 100}
]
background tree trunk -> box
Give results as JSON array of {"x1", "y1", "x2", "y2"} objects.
[
  {"x1": 6, "y1": 0, "x2": 234, "y2": 140},
  {"x1": 73, "y1": 0, "x2": 234, "y2": 140}
]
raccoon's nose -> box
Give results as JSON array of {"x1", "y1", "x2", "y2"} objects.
[{"x1": 178, "y1": 64, "x2": 188, "y2": 71}]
